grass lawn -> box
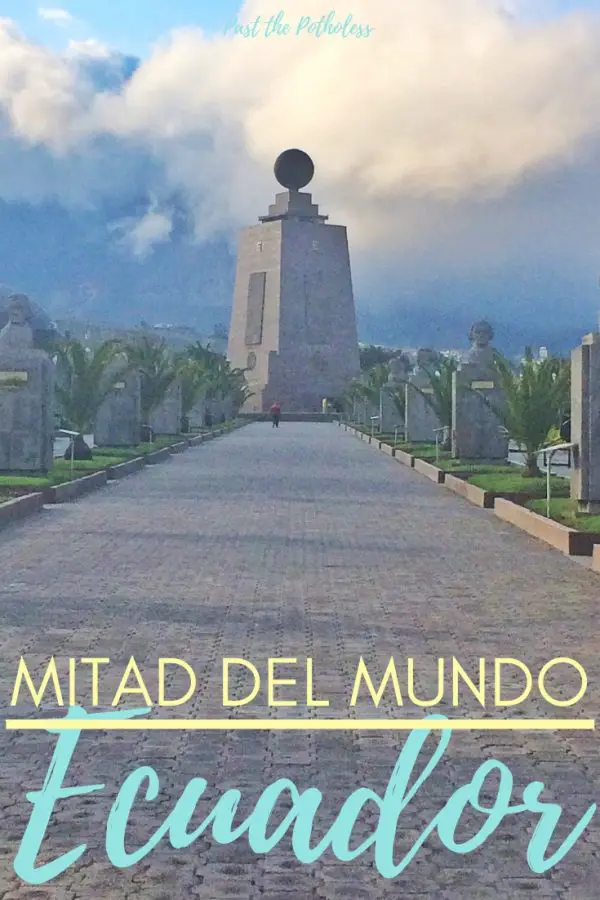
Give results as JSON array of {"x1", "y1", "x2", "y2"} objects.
[
  {"x1": 53, "y1": 456, "x2": 124, "y2": 472},
  {"x1": 437, "y1": 461, "x2": 518, "y2": 475},
  {"x1": 0, "y1": 474, "x2": 49, "y2": 487},
  {"x1": 527, "y1": 499, "x2": 600, "y2": 532},
  {"x1": 393, "y1": 442, "x2": 448, "y2": 456},
  {"x1": 0, "y1": 433, "x2": 194, "y2": 496},
  {"x1": 469, "y1": 473, "x2": 570, "y2": 497},
  {"x1": 93, "y1": 435, "x2": 182, "y2": 457},
  {"x1": 0, "y1": 453, "x2": 133, "y2": 491}
]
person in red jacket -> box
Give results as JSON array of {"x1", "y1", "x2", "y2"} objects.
[{"x1": 270, "y1": 402, "x2": 281, "y2": 428}]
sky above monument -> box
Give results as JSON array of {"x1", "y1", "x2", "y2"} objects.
[{"x1": 2, "y1": 0, "x2": 600, "y2": 349}]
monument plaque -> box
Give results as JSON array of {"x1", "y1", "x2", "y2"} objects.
[
  {"x1": 227, "y1": 149, "x2": 360, "y2": 412},
  {"x1": 245, "y1": 273, "x2": 267, "y2": 346},
  {"x1": 0, "y1": 371, "x2": 29, "y2": 385}
]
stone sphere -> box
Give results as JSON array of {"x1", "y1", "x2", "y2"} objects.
[
  {"x1": 0, "y1": 285, "x2": 60, "y2": 348},
  {"x1": 274, "y1": 149, "x2": 314, "y2": 190}
]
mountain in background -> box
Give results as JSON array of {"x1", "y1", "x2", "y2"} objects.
[{"x1": 0, "y1": 198, "x2": 235, "y2": 334}]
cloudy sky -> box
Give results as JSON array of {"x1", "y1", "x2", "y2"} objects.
[{"x1": 2, "y1": 0, "x2": 600, "y2": 349}]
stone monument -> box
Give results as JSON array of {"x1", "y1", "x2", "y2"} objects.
[
  {"x1": 150, "y1": 380, "x2": 183, "y2": 435},
  {"x1": 94, "y1": 355, "x2": 141, "y2": 447},
  {"x1": 405, "y1": 349, "x2": 441, "y2": 443},
  {"x1": 571, "y1": 332, "x2": 600, "y2": 513},
  {"x1": 452, "y1": 321, "x2": 508, "y2": 460},
  {"x1": 0, "y1": 294, "x2": 54, "y2": 473},
  {"x1": 188, "y1": 393, "x2": 207, "y2": 430},
  {"x1": 380, "y1": 355, "x2": 410, "y2": 433},
  {"x1": 227, "y1": 149, "x2": 360, "y2": 412}
]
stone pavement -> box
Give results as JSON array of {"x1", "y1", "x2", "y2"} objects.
[{"x1": 0, "y1": 422, "x2": 598, "y2": 899}]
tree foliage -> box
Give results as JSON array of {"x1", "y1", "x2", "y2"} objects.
[
  {"x1": 123, "y1": 335, "x2": 178, "y2": 423},
  {"x1": 487, "y1": 350, "x2": 571, "y2": 477},
  {"x1": 54, "y1": 338, "x2": 126, "y2": 433}
]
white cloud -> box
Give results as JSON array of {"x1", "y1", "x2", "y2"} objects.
[
  {"x1": 65, "y1": 39, "x2": 111, "y2": 60},
  {"x1": 112, "y1": 204, "x2": 174, "y2": 257},
  {"x1": 2, "y1": 0, "x2": 600, "y2": 262},
  {"x1": 38, "y1": 7, "x2": 73, "y2": 26}
]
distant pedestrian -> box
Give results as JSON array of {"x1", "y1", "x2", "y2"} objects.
[{"x1": 270, "y1": 402, "x2": 281, "y2": 428}]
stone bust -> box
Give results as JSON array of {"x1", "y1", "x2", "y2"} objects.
[
  {"x1": 0, "y1": 294, "x2": 35, "y2": 349},
  {"x1": 387, "y1": 354, "x2": 410, "y2": 384},
  {"x1": 467, "y1": 320, "x2": 494, "y2": 364},
  {"x1": 416, "y1": 348, "x2": 439, "y2": 371}
]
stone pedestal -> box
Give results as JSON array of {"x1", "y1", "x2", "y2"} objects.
[
  {"x1": 0, "y1": 295, "x2": 54, "y2": 473},
  {"x1": 150, "y1": 381, "x2": 182, "y2": 435},
  {"x1": 405, "y1": 382, "x2": 439, "y2": 442},
  {"x1": 380, "y1": 388, "x2": 404, "y2": 433},
  {"x1": 405, "y1": 362, "x2": 441, "y2": 444},
  {"x1": 227, "y1": 152, "x2": 360, "y2": 413},
  {"x1": 451, "y1": 322, "x2": 507, "y2": 460},
  {"x1": 188, "y1": 394, "x2": 207, "y2": 429},
  {"x1": 452, "y1": 365, "x2": 507, "y2": 460},
  {"x1": 404, "y1": 351, "x2": 440, "y2": 443},
  {"x1": 94, "y1": 361, "x2": 141, "y2": 447},
  {"x1": 571, "y1": 332, "x2": 600, "y2": 513}
]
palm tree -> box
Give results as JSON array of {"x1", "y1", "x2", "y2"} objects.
[
  {"x1": 54, "y1": 338, "x2": 126, "y2": 434},
  {"x1": 123, "y1": 335, "x2": 178, "y2": 424},
  {"x1": 179, "y1": 343, "x2": 251, "y2": 427},
  {"x1": 487, "y1": 350, "x2": 571, "y2": 477},
  {"x1": 343, "y1": 378, "x2": 368, "y2": 422}
]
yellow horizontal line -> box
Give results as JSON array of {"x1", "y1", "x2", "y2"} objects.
[{"x1": 4, "y1": 718, "x2": 596, "y2": 731}]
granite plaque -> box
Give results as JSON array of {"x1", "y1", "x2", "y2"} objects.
[{"x1": 245, "y1": 272, "x2": 266, "y2": 346}]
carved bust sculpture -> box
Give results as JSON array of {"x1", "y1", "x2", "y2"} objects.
[
  {"x1": 0, "y1": 294, "x2": 35, "y2": 349},
  {"x1": 8, "y1": 294, "x2": 33, "y2": 325},
  {"x1": 387, "y1": 354, "x2": 410, "y2": 384},
  {"x1": 467, "y1": 320, "x2": 494, "y2": 364},
  {"x1": 416, "y1": 348, "x2": 439, "y2": 371}
]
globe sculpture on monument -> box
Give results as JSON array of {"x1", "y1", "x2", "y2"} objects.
[{"x1": 227, "y1": 150, "x2": 361, "y2": 412}]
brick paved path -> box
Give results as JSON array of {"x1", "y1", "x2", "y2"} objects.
[{"x1": 0, "y1": 423, "x2": 598, "y2": 899}]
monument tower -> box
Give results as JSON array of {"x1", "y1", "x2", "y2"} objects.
[{"x1": 227, "y1": 150, "x2": 360, "y2": 412}]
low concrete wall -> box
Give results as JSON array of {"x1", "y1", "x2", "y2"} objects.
[
  {"x1": 45, "y1": 471, "x2": 109, "y2": 504},
  {"x1": 144, "y1": 447, "x2": 172, "y2": 465},
  {"x1": 380, "y1": 443, "x2": 395, "y2": 457},
  {"x1": 413, "y1": 458, "x2": 445, "y2": 484},
  {"x1": 0, "y1": 493, "x2": 45, "y2": 530},
  {"x1": 593, "y1": 545, "x2": 600, "y2": 574},
  {"x1": 394, "y1": 449, "x2": 415, "y2": 468},
  {"x1": 169, "y1": 441, "x2": 189, "y2": 454},
  {"x1": 445, "y1": 475, "x2": 494, "y2": 509},
  {"x1": 494, "y1": 499, "x2": 600, "y2": 556},
  {"x1": 107, "y1": 457, "x2": 145, "y2": 479}
]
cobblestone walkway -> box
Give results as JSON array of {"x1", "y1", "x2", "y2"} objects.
[{"x1": 0, "y1": 423, "x2": 598, "y2": 899}]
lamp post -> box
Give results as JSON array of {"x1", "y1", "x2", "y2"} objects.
[
  {"x1": 535, "y1": 441, "x2": 578, "y2": 520},
  {"x1": 56, "y1": 429, "x2": 81, "y2": 480}
]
